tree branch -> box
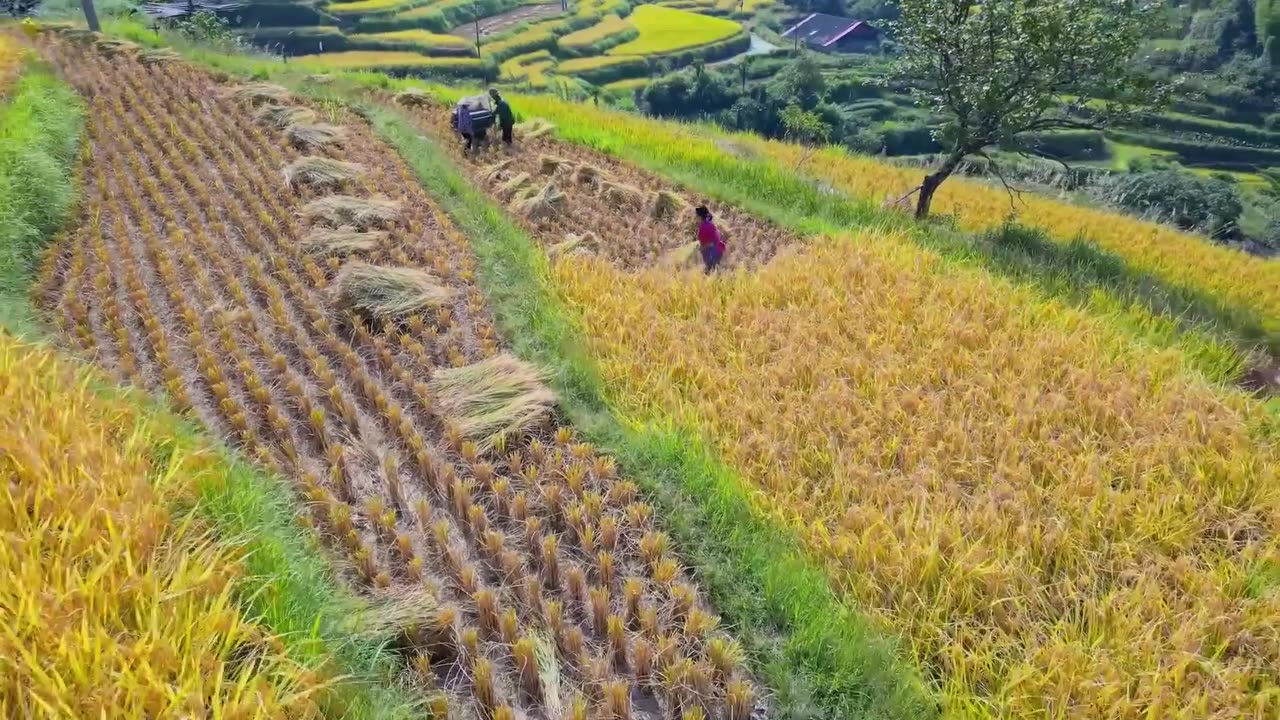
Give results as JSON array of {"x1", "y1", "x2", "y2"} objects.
[{"x1": 975, "y1": 149, "x2": 1026, "y2": 213}]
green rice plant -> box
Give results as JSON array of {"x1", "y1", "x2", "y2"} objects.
[
  {"x1": 0, "y1": 63, "x2": 84, "y2": 333},
  {"x1": 332, "y1": 262, "x2": 454, "y2": 320},
  {"x1": 482, "y1": 20, "x2": 561, "y2": 61},
  {"x1": 428, "y1": 354, "x2": 556, "y2": 452},
  {"x1": 607, "y1": 6, "x2": 740, "y2": 56}
]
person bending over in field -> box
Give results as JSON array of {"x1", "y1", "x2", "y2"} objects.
[
  {"x1": 452, "y1": 103, "x2": 476, "y2": 153},
  {"x1": 695, "y1": 206, "x2": 725, "y2": 274},
  {"x1": 490, "y1": 88, "x2": 515, "y2": 147}
]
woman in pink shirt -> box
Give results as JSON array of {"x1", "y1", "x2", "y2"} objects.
[{"x1": 695, "y1": 206, "x2": 725, "y2": 274}]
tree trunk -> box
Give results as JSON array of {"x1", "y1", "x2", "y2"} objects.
[
  {"x1": 81, "y1": 0, "x2": 101, "y2": 32},
  {"x1": 914, "y1": 150, "x2": 967, "y2": 219}
]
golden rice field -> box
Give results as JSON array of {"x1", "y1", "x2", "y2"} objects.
[
  {"x1": 294, "y1": 51, "x2": 484, "y2": 71},
  {"x1": 550, "y1": 230, "x2": 1280, "y2": 718},
  {"x1": 607, "y1": 6, "x2": 741, "y2": 56},
  {"x1": 349, "y1": 29, "x2": 471, "y2": 53},
  {"x1": 558, "y1": 14, "x2": 635, "y2": 52},
  {"x1": 0, "y1": 334, "x2": 327, "y2": 717},
  {"x1": 29, "y1": 32, "x2": 760, "y2": 720},
  {"x1": 499, "y1": 50, "x2": 554, "y2": 88},
  {"x1": 746, "y1": 139, "x2": 1280, "y2": 333},
  {"x1": 557, "y1": 53, "x2": 644, "y2": 73},
  {"x1": 328, "y1": 0, "x2": 427, "y2": 15}
]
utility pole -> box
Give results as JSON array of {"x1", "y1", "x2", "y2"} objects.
[
  {"x1": 81, "y1": 0, "x2": 101, "y2": 31},
  {"x1": 473, "y1": 1, "x2": 481, "y2": 58}
]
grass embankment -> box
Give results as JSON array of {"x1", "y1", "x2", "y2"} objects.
[
  {"x1": 361, "y1": 101, "x2": 938, "y2": 720},
  {"x1": 0, "y1": 59, "x2": 81, "y2": 334},
  {"x1": 1, "y1": 39, "x2": 415, "y2": 719}
]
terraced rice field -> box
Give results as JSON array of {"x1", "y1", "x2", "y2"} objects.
[
  {"x1": 747, "y1": 139, "x2": 1280, "y2": 333},
  {"x1": 294, "y1": 51, "x2": 485, "y2": 73},
  {"x1": 397, "y1": 91, "x2": 1280, "y2": 717},
  {"x1": 406, "y1": 99, "x2": 798, "y2": 270},
  {"x1": 607, "y1": 6, "x2": 741, "y2": 56},
  {"x1": 31, "y1": 34, "x2": 760, "y2": 720}
]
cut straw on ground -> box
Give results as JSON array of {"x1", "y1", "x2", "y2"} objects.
[
  {"x1": 333, "y1": 262, "x2": 453, "y2": 321},
  {"x1": 428, "y1": 353, "x2": 556, "y2": 452}
]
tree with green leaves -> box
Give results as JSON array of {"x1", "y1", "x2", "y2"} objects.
[
  {"x1": 892, "y1": 0, "x2": 1171, "y2": 218},
  {"x1": 1259, "y1": 0, "x2": 1280, "y2": 65},
  {"x1": 781, "y1": 103, "x2": 831, "y2": 170}
]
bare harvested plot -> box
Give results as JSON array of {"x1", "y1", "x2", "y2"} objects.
[
  {"x1": 34, "y1": 35, "x2": 761, "y2": 720},
  {"x1": 407, "y1": 98, "x2": 799, "y2": 271}
]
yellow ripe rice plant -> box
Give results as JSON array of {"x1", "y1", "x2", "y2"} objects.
[
  {"x1": 557, "y1": 53, "x2": 645, "y2": 73},
  {"x1": 558, "y1": 14, "x2": 637, "y2": 52},
  {"x1": 348, "y1": 29, "x2": 472, "y2": 53},
  {"x1": 608, "y1": 5, "x2": 742, "y2": 55},
  {"x1": 551, "y1": 230, "x2": 1280, "y2": 718},
  {"x1": 294, "y1": 51, "x2": 485, "y2": 72},
  {"x1": 500, "y1": 50, "x2": 555, "y2": 88},
  {"x1": 747, "y1": 139, "x2": 1280, "y2": 332},
  {"x1": 328, "y1": 0, "x2": 429, "y2": 15},
  {"x1": 0, "y1": 335, "x2": 326, "y2": 718},
  {"x1": 482, "y1": 20, "x2": 561, "y2": 59}
]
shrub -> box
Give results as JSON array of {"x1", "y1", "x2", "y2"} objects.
[
  {"x1": 1093, "y1": 170, "x2": 1243, "y2": 238},
  {"x1": 229, "y1": 2, "x2": 339, "y2": 28},
  {"x1": 1106, "y1": 129, "x2": 1280, "y2": 166},
  {"x1": 241, "y1": 26, "x2": 349, "y2": 55},
  {"x1": 1004, "y1": 129, "x2": 1107, "y2": 161}
]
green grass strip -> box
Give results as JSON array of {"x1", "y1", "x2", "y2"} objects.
[
  {"x1": 360, "y1": 100, "x2": 939, "y2": 720},
  {"x1": 0, "y1": 61, "x2": 83, "y2": 336},
  {"x1": 0, "y1": 51, "x2": 417, "y2": 720}
]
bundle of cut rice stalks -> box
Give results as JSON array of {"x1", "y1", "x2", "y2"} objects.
[
  {"x1": 514, "y1": 118, "x2": 555, "y2": 139},
  {"x1": 301, "y1": 228, "x2": 386, "y2": 257},
  {"x1": 333, "y1": 263, "x2": 453, "y2": 321},
  {"x1": 548, "y1": 232, "x2": 600, "y2": 259},
  {"x1": 394, "y1": 88, "x2": 432, "y2": 107},
  {"x1": 286, "y1": 122, "x2": 344, "y2": 150},
  {"x1": 512, "y1": 183, "x2": 565, "y2": 220},
  {"x1": 429, "y1": 354, "x2": 556, "y2": 453},
  {"x1": 228, "y1": 82, "x2": 291, "y2": 106},
  {"x1": 255, "y1": 104, "x2": 318, "y2": 129},
  {"x1": 138, "y1": 48, "x2": 180, "y2": 66},
  {"x1": 302, "y1": 196, "x2": 400, "y2": 230},
  {"x1": 284, "y1": 156, "x2": 365, "y2": 191},
  {"x1": 651, "y1": 190, "x2": 690, "y2": 220}
]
